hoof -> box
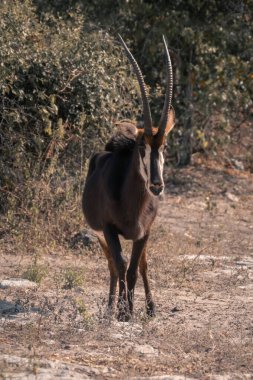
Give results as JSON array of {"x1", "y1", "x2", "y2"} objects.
[
  {"x1": 117, "y1": 311, "x2": 131, "y2": 322},
  {"x1": 117, "y1": 302, "x2": 131, "y2": 322},
  {"x1": 146, "y1": 302, "x2": 156, "y2": 318}
]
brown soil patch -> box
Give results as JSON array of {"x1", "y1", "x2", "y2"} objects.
[{"x1": 0, "y1": 163, "x2": 253, "y2": 379}]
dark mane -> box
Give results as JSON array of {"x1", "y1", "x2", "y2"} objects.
[{"x1": 105, "y1": 121, "x2": 137, "y2": 152}]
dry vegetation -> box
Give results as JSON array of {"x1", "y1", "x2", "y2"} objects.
[
  {"x1": 0, "y1": 2, "x2": 252, "y2": 378},
  {"x1": 1, "y1": 158, "x2": 252, "y2": 379}
]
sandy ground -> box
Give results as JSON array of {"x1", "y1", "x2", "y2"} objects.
[{"x1": 0, "y1": 163, "x2": 253, "y2": 379}]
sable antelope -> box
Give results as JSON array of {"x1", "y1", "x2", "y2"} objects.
[{"x1": 82, "y1": 35, "x2": 175, "y2": 320}]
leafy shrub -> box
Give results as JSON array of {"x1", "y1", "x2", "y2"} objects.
[
  {"x1": 0, "y1": 0, "x2": 141, "y2": 215},
  {"x1": 73, "y1": 0, "x2": 253, "y2": 164},
  {"x1": 61, "y1": 267, "x2": 85, "y2": 289},
  {"x1": 22, "y1": 261, "x2": 48, "y2": 284}
]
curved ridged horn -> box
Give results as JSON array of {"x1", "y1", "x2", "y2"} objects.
[
  {"x1": 118, "y1": 34, "x2": 153, "y2": 136},
  {"x1": 158, "y1": 35, "x2": 173, "y2": 135}
]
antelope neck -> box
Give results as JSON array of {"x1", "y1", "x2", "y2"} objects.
[{"x1": 122, "y1": 146, "x2": 150, "y2": 214}]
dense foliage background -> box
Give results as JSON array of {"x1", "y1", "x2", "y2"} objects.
[{"x1": 0, "y1": 0, "x2": 252, "y2": 224}]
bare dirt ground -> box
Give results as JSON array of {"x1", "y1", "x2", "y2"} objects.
[{"x1": 0, "y1": 161, "x2": 253, "y2": 379}]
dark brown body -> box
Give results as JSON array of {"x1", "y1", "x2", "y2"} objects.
[
  {"x1": 83, "y1": 124, "x2": 159, "y2": 319},
  {"x1": 83, "y1": 145, "x2": 158, "y2": 241}
]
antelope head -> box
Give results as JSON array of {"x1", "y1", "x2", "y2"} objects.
[{"x1": 119, "y1": 35, "x2": 175, "y2": 196}]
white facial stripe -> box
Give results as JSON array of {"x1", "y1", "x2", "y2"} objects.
[
  {"x1": 158, "y1": 146, "x2": 165, "y2": 177},
  {"x1": 144, "y1": 145, "x2": 151, "y2": 172},
  {"x1": 140, "y1": 144, "x2": 165, "y2": 191}
]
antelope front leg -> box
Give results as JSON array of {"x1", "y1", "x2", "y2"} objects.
[
  {"x1": 139, "y1": 248, "x2": 155, "y2": 317},
  {"x1": 103, "y1": 224, "x2": 129, "y2": 321},
  {"x1": 127, "y1": 234, "x2": 149, "y2": 316}
]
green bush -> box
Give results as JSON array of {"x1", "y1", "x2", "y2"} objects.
[
  {"x1": 1, "y1": 0, "x2": 252, "y2": 221},
  {"x1": 22, "y1": 261, "x2": 48, "y2": 284},
  {"x1": 74, "y1": 0, "x2": 253, "y2": 164},
  {"x1": 0, "y1": 0, "x2": 141, "y2": 215},
  {"x1": 61, "y1": 267, "x2": 85, "y2": 290}
]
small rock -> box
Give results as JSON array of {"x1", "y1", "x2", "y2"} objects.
[
  {"x1": 171, "y1": 306, "x2": 181, "y2": 313},
  {"x1": 111, "y1": 333, "x2": 124, "y2": 340},
  {"x1": 235, "y1": 260, "x2": 253, "y2": 267},
  {"x1": 0, "y1": 278, "x2": 37, "y2": 289},
  {"x1": 0, "y1": 353, "x2": 112, "y2": 379},
  {"x1": 226, "y1": 192, "x2": 239, "y2": 202},
  {"x1": 134, "y1": 344, "x2": 158, "y2": 356},
  {"x1": 231, "y1": 159, "x2": 244, "y2": 171},
  {"x1": 0, "y1": 300, "x2": 21, "y2": 314}
]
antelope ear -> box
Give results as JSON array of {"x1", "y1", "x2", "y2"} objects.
[{"x1": 164, "y1": 108, "x2": 175, "y2": 136}]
